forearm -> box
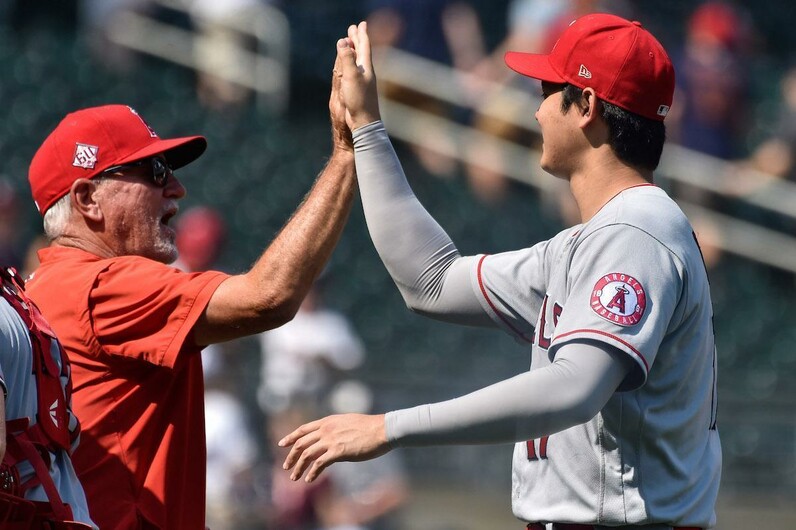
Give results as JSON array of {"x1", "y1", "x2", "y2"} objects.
[
  {"x1": 353, "y1": 122, "x2": 486, "y2": 324},
  {"x1": 385, "y1": 342, "x2": 632, "y2": 446},
  {"x1": 196, "y1": 150, "x2": 356, "y2": 344},
  {"x1": 257, "y1": 148, "x2": 356, "y2": 291}
]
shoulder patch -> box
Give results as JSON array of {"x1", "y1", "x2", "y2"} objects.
[{"x1": 590, "y1": 273, "x2": 647, "y2": 326}]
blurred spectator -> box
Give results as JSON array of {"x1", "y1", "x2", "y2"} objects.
[
  {"x1": 174, "y1": 205, "x2": 229, "y2": 377},
  {"x1": 746, "y1": 65, "x2": 796, "y2": 182},
  {"x1": 245, "y1": 388, "x2": 408, "y2": 530},
  {"x1": 256, "y1": 280, "x2": 406, "y2": 529},
  {"x1": 0, "y1": 178, "x2": 24, "y2": 271},
  {"x1": 263, "y1": 404, "x2": 336, "y2": 529},
  {"x1": 174, "y1": 204, "x2": 226, "y2": 272},
  {"x1": 189, "y1": 0, "x2": 287, "y2": 112},
  {"x1": 79, "y1": 0, "x2": 153, "y2": 72},
  {"x1": 366, "y1": 0, "x2": 486, "y2": 178},
  {"x1": 173, "y1": 205, "x2": 260, "y2": 530},
  {"x1": 258, "y1": 281, "x2": 365, "y2": 415},
  {"x1": 668, "y1": 1, "x2": 756, "y2": 161},
  {"x1": 205, "y1": 386, "x2": 259, "y2": 530},
  {"x1": 321, "y1": 381, "x2": 409, "y2": 530}
]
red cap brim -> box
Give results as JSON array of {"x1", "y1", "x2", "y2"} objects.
[
  {"x1": 115, "y1": 135, "x2": 207, "y2": 170},
  {"x1": 504, "y1": 52, "x2": 566, "y2": 83}
]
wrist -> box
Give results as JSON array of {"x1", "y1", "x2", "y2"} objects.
[
  {"x1": 351, "y1": 113, "x2": 382, "y2": 132},
  {"x1": 330, "y1": 146, "x2": 356, "y2": 163}
]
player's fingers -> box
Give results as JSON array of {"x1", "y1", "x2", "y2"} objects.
[
  {"x1": 304, "y1": 453, "x2": 335, "y2": 483},
  {"x1": 332, "y1": 54, "x2": 342, "y2": 83},
  {"x1": 289, "y1": 441, "x2": 328, "y2": 481},
  {"x1": 284, "y1": 422, "x2": 336, "y2": 475},
  {"x1": 330, "y1": 55, "x2": 342, "y2": 98},
  {"x1": 278, "y1": 421, "x2": 320, "y2": 448},
  {"x1": 348, "y1": 24, "x2": 359, "y2": 55},
  {"x1": 336, "y1": 38, "x2": 359, "y2": 78},
  {"x1": 356, "y1": 21, "x2": 373, "y2": 72}
]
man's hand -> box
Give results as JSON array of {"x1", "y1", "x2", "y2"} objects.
[
  {"x1": 337, "y1": 21, "x2": 381, "y2": 131},
  {"x1": 279, "y1": 413, "x2": 391, "y2": 483},
  {"x1": 330, "y1": 54, "x2": 353, "y2": 152}
]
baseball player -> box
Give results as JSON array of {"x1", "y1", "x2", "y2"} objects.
[{"x1": 281, "y1": 16, "x2": 721, "y2": 530}]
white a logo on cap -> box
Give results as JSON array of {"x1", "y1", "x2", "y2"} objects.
[
  {"x1": 657, "y1": 105, "x2": 670, "y2": 117},
  {"x1": 127, "y1": 106, "x2": 158, "y2": 138},
  {"x1": 578, "y1": 64, "x2": 592, "y2": 79},
  {"x1": 73, "y1": 143, "x2": 99, "y2": 169}
]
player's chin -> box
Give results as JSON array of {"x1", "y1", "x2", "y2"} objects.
[
  {"x1": 539, "y1": 156, "x2": 555, "y2": 176},
  {"x1": 152, "y1": 237, "x2": 179, "y2": 265}
]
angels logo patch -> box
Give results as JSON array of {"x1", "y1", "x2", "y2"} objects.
[{"x1": 590, "y1": 273, "x2": 647, "y2": 326}]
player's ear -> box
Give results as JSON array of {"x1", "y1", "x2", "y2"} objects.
[
  {"x1": 579, "y1": 88, "x2": 600, "y2": 126},
  {"x1": 70, "y1": 178, "x2": 104, "y2": 223}
]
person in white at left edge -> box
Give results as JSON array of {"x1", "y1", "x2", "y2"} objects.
[{"x1": 280, "y1": 16, "x2": 721, "y2": 530}]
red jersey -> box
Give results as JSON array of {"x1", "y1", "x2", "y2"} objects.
[{"x1": 27, "y1": 246, "x2": 229, "y2": 530}]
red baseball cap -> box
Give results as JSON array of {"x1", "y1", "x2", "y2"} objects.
[
  {"x1": 504, "y1": 13, "x2": 675, "y2": 122},
  {"x1": 28, "y1": 104, "x2": 207, "y2": 214}
]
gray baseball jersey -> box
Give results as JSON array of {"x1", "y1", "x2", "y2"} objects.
[
  {"x1": 0, "y1": 297, "x2": 95, "y2": 527},
  {"x1": 473, "y1": 185, "x2": 721, "y2": 527}
]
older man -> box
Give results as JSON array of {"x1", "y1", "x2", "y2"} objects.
[{"x1": 24, "y1": 68, "x2": 356, "y2": 529}]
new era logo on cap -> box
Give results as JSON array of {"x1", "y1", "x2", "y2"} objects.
[{"x1": 503, "y1": 14, "x2": 675, "y2": 122}]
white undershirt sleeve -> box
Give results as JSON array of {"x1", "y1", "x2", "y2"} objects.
[
  {"x1": 385, "y1": 340, "x2": 634, "y2": 446},
  {"x1": 353, "y1": 121, "x2": 491, "y2": 326}
]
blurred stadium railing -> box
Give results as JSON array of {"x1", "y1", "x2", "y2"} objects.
[{"x1": 105, "y1": 0, "x2": 290, "y2": 115}]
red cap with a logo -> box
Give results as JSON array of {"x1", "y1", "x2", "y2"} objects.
[
  {"x1": 28, "y1": 104, "x2": 207, "y2": 214},
  {"x1": 504, "y1": 13, "x2": 675, "y2": 121}
]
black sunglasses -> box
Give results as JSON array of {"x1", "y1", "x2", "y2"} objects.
[{"x1": 102, "y1": 157, "x2": 173, "y2": 187}]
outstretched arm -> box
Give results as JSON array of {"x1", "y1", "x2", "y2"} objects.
[
  {"x1": 193, "y1": 57, "x2": 356, "y2": 345},
  {"x1": 340, "y1": 22, "x2": 491, "y2": 326},
  {"x1": 279, "y1": 341, "x2": 633, "y2": 482}
]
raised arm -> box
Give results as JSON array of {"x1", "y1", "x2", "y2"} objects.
[
  {"x1": 192, "y1": 57, "x2": 356, "y2": 346},
  {"x1": 339, "y1": 22, "x2": 490, "y2": 326}
]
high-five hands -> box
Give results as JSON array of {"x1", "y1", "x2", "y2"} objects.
[
  {"x1": 279, "y1": 23, "x2": 390, "y2": 484},
  {"x1": 336, "y1": 21, "x2": 381, "y2": 131},
  {"x1": 279, "y1": 413, "x2": 390, "y2": 483}
]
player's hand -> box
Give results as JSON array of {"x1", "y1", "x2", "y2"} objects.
[
  {"x1": 330, "y1": 54, "x2": 353, "y2": 153},
  {"x1": 279, "y1": 413, "x2": 391, "y2": 483},
  {"x1": 337, "y1": 21, "x2": 381, "y2": 131}
]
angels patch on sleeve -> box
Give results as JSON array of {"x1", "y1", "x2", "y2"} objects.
[{"x1": 590, "y1": 272, "x2": 647, "y2": 326}]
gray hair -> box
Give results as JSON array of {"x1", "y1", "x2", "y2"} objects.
[
  {"x1": 42, "y1": 176, "x2": 110, "y2": 241},
  {"x1": 42, "y1": 193, "x2": 72, "y2": 241}
]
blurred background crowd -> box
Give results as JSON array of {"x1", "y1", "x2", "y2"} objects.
[{"x1": 1, "y1": 1, "x2": 795, "y2": 528}]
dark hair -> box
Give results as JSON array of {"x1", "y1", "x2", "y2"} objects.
[{"x1": 560, "y1": 84, "x2": 666, "y2": 172}]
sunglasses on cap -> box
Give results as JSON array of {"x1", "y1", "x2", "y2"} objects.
[{"x1": 101, "y1": 157, "x2": 173, "y2": 187}]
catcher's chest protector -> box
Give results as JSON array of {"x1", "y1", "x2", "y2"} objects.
[{"x1": 0, "y1": 267, "x2": 90, "y2": 529}]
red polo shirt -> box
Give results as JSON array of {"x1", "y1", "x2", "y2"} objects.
[{"x1": 27, "y1": 246, "x2": 229, "y2": 530}]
